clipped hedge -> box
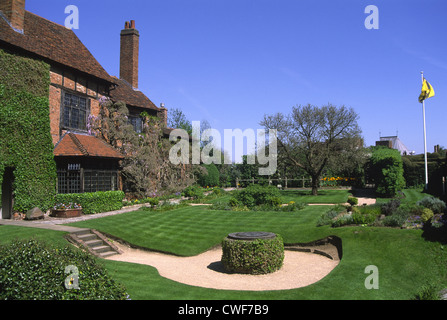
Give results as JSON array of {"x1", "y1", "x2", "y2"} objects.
[
  {"x1": 54, "y1": 191, "x2": 125, "y2": 214},
  {"x1": 0, "y1": 239, "x2": 128, "y2": 300},
  {"x1": 368, "y1": 147, "x2": 406, "y2": 197},
  {"x1": 221, "y1": 234, "x2": 284, "y2": 275}
]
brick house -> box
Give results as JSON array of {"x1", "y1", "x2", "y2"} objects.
[{"x1": 0, "y1": 0, "x2": 168, "y2": 194}]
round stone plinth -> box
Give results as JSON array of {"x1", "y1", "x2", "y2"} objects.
[{"x1": 227, "y1": 231, "x2": 277, "y2": 241}]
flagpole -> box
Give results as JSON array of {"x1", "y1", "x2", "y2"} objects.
[{"x1": 421, "y1": 71, "x2": 429, "y2": 190}]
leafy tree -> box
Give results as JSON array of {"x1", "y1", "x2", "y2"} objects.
[
  {"x1": 167, "y1": 108, "x2": 192, "y2": 134},
  {"x1": 261, "y1": 104, "x2": 364, "y2": 195}
]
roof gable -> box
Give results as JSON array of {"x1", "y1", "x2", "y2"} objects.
[
  {"x1": 54, "y1": 132, "x2": 124, "y2": 159},
  {"x1": 109, "y1": 77, "x2": 159, "y2": 112},
  {"x1": 0, "y1": 11, "x2": 114, "y2": 84}
]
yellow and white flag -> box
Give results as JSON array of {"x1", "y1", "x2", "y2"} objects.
[{"x1": 419, "y1": 78, "x2": 435, "y2": 103}]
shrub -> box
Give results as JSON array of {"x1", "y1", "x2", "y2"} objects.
[
  {"x1": 147, "y1": 197, "x2": 160, "y2": 207},
  {"x1": 317, "y1": 205, "x2": 346, "y2": 226},
  {"x1": 351, "y1": 212, "x2": 377, "y2": 225},
  {"x1": 417, "y1": 196, "x2": 446, "y2": 214},
  {"x1": 347, "y1": 197, "x2": 358, "y2": 206},
  {"x1": 331, "y1": 214, "x2": 353, "y2": 227},
  {"x1": 221, "y1": 235, "x2": 284, "y2": 274},
  {"x1": 0, "y1": 239, "x2": 128, "y2": 300},
  {"x1": 182, "y1": 185, "x2": 204, "y2": 199},
  {"x1": 230, "y1": 185, "x2": 282, "y2": 209},
  {"x1": 228, "y1": 197, "x2": 241, "y2": 207},
  {"x1": 381, "y1": 199, "x2": 401, "y2": 216},
  {"x1": 420, "y1": 208, "x2": 434, "y2": 223},
  {"x1": 55, "y1": 191, "x2": 124, "y2": 215},
  {"x1": 209, "y1": 200, "x2": 231, "y2": 211},
  {"x1": 382, "y1": 203, "x2": 420, "y2": 227},
  {"x1": 197, "y1": 164, "x2": 220, "y2": 187}
]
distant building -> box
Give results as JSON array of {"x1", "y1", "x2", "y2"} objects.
[{"x1": 375, "y1": 136, "x2": 413, "y2": 156}]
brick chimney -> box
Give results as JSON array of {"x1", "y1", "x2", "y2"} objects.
[
  {"x1": 120, "y1": 20, "x2": 139, "y2": 89},
  {"x1": 0, "y1": 0, "x2": 25, "y2": 32}
]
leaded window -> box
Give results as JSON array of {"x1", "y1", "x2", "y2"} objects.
[{"x1": 63, "y1": 92, "x2": 88, "y2": 131}]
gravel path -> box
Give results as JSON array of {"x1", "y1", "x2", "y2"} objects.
[{"x1": 106, "y1": 242, "x2": 340, "y2": 291}]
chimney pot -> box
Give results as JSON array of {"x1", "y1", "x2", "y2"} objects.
[
  {"x1": 130, "y1": 20, "x2": 135, "y2": 29},
  {"x1": 125, "y1": 21, "x2": 130, "y2": 29}
]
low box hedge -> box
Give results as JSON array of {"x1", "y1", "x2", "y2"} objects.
[
  {"x1": 221, "y1": 234, "x2": 284, "y2": 275},
  {"x1": 54, "y1": 191, "x2": 125, "y2": 215}
]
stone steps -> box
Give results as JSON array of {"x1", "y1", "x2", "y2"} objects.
[{"x1": 67, "y1": 229, "x2": 121, "y2": 258}]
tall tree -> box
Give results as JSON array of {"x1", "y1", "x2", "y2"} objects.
[{"x1": 261, "y1": 104, "x2": 363, "y2": 195}]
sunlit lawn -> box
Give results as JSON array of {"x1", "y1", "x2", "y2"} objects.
[
  {"x1": 1, "y1": 188, "x2": 445, "y2": 300},
  {"x1": 65, "y1": 188, "x2": 447, "y2": 300}
]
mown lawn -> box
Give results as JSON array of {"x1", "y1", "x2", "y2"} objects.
[
  {"x1": 280, "y1": 188, "x2": 351, "y2": 204},
  {"x1": 1, "y1": 188, "x2": 445, "y2": 300},
  {"x1": 65, "y1": 188, "x2": 447, "y2": 300}
]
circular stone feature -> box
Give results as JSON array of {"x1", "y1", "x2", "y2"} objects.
[{"x1": 227, "y1": 231, "x2": 277, "y2": 241}]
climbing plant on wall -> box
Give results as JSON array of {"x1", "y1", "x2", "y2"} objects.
[{"x1": 0, "y1": 49, "x2": 56, "y2": 213}]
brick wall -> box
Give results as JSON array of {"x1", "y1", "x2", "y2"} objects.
[{"x1": 49, "y1": 66, "x2": 107, "y2": 145}]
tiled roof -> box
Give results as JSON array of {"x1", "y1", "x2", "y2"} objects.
[
  {"x1": 110, "y1": 77, "x2": 160, "y2": 111},
  {"x1": 0, "y1": 11, "x2": 115, "y2": 84},
  {"x1": 54, "y1": 132, "x2": 124, "y2": 159}
]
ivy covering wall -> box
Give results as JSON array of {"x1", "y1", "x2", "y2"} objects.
[{"x1": 0, "y1": 49, "x2": 57, "y2": 213}]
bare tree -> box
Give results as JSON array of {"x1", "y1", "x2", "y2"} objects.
[{"x1": 260, "y1": 104, "x2": 363, "y2": 195}]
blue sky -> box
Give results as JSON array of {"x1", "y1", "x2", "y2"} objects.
[{"x1": 27, "y1": 0, "x2": 447, "y2": 158}]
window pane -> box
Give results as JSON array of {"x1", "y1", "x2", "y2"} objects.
[
  {"x1": 71, "y1": 108, "x2": 79, "y2": 128},
  {"x1": 63, "y1": 92, "x2": 89, "y2": 130},
  {"x1": 79, "y1": 97, "x2": 87, "y2": 110},
  {"x1": 64, "y1": 106, "x2": 71, "y2": 127},
  {"x1": 79, "y1": 110, "x2": 86, "y2": 130}
]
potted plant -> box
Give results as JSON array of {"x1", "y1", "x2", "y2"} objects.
[{"x1": 51, "y1": 202, "x2": 83, "y2": 218}]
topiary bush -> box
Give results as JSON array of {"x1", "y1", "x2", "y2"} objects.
[
  {"x1": 367, "y1": 147, "x2": 406, "y2": 197},
  {"x1": 0, "y1": 239, "x2": 128, "y2": 300},
  {"x1": 221, "y1": 234, "x2": 284, "y2": 275}
]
